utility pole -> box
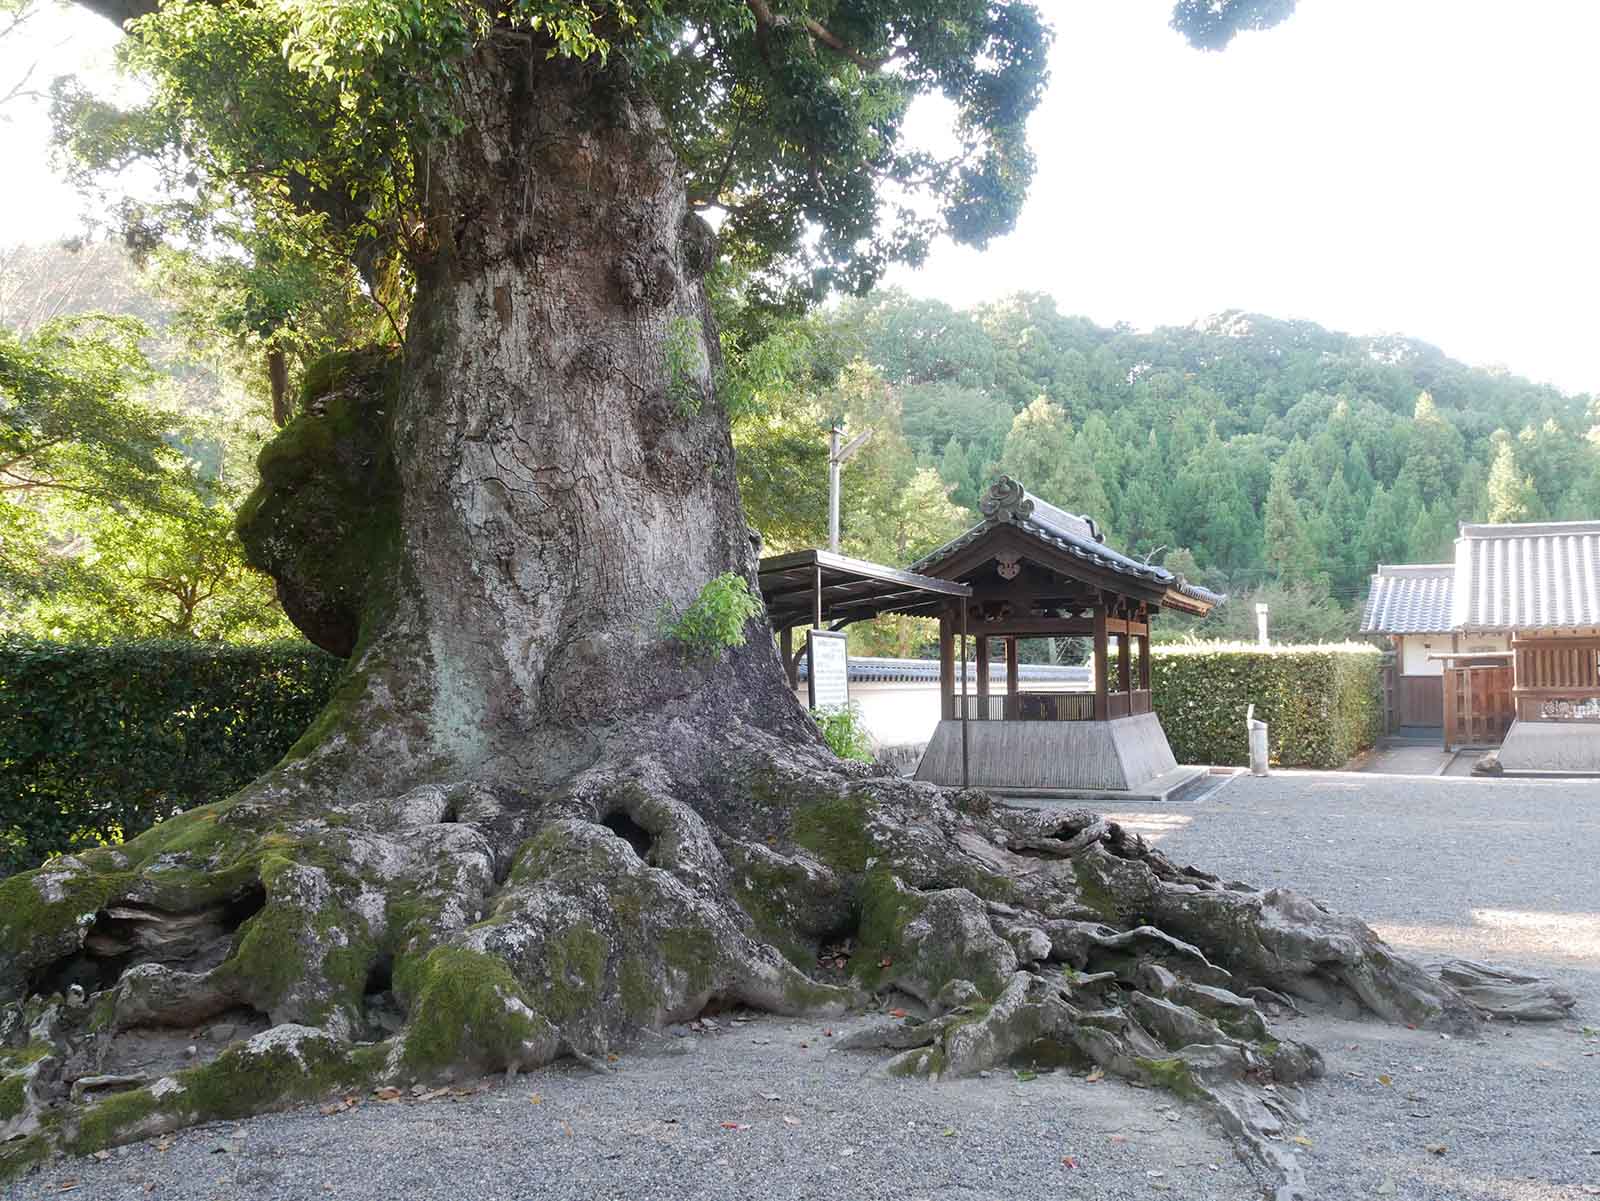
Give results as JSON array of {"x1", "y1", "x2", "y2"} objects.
[{"x1": 827, "y1": 423, "x2": 872, "y2": 554}]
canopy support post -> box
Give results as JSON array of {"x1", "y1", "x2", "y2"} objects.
[{"x1": 960, "y1": 596, "x2": 970, "y2": 789}]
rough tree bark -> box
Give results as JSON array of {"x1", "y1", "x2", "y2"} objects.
[{"x1": 0, "y1": 49, "x2": 1574, "y2": 1198}]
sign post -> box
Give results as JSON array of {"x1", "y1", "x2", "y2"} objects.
[{"x1": 806, "y1": 629, "x2": 850, "y2": 711}]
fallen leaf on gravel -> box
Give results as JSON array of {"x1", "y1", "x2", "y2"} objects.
[
  {"x1": 55, "y1": 1181, "x2": 78, "y2": 1193},
  {"x1": 1086, "y1": 1068, "x2": 1105, "y2": 1084},
  {"x1": 1424, "y1": 1144, "x2": 1447, "y2": 1156},
  {"x1": 1062, "y1": 1156, "x2": 1080, "y2": 1168},
  {"x1": 1376, "y1": 1074, "x2": 1393, "y2": 1086},
  {"x1": 720, "y1": 1122, "x2": 751, "y2": 1130},
  {"x1": 1108, "y1": 1135, "x2": 1128, "y2": 1144},
  {"x1": 1291, "y1": 1135, "x2": 1313, "y2": 1147},
  {"x1": 1015, "y1": 1069, "x2": 1038, "y2": 1083},
  {"x1": 319, "y1": 1102, "x2": 346, "y2": 1116},
  {"x1": 782, "y1": 1115, "x2": 801, "y2": 1127},
  {"x1": 941, "y1": 1127, "x2": 958, "y2": 1137},
  {"x1": 561, "y1": 1121, "x2": 574, "y2": 1138},
  {"x1": 889, "y1": 1008, "x2": 910, "y2": 1019},
  {"x1": 529, "y1": 1094, "x2": 542, "y2": 1105},
  {"x1": 373, "y1": 1086, "x2": 402, "y2": 1101},
  {"x1": 91, "y1": 1151, "x2": 111, "y2": 1161}
]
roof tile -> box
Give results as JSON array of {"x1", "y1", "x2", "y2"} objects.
[{"x1": 1360, "y1": 564, "x2": 1454, "y2": 633}]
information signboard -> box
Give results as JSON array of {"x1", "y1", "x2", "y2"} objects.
[{"x1": 806, "y1": 630, "x2": 850, "y2": 710}]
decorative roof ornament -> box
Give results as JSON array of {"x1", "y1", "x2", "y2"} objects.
[{"x1": 980, "y1": 476, "x2": 1033, "y2": 524}]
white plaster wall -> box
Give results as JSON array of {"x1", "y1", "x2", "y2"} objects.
[
  {"x1": 1399, "y1": 633, "x2": 1509, "y2": 676},
  {"x1": 1400, "y1": 635, "x2": 1446, "y2": 677},
  {"x1": 795, "y1": 682, "x2": 940, "y2": 746},
  {"x1": 796, "y1": 680, "x2": 1092, "y2": 748}
]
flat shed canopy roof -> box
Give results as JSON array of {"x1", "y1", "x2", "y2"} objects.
[{"x1": 758, "y1": 549, "x2": 971, "y2": 630}]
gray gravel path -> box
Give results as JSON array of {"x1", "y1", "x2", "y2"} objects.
[
  {"x1": 11, "y1": 771, "x2": 1598, "y2": 1201},
  {"x1": 1108, "y1": 770, "x2": 1600, "y2": 1201}
]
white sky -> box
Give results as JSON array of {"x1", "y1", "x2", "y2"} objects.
[{"x1": 3, "y1": 0, "x2": 1599, "y2": 395}]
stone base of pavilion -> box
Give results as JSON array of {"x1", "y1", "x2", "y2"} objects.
[
  {"x1": 913, "y1": 712, "x2": 1210, "y2": 801},
  {"x1": 1491, "y1": 719, "x2": 1600, "y2": 776}
]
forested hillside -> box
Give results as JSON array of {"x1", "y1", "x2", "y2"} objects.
[
  {"x1": 745, "y1": 290, "x2": 1598, "y2": 644},
  {"x1": 9, "y1": 239, "x2": 1597, "y2": 649}
]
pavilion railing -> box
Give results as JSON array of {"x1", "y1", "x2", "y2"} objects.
[
  {"x1": 951, "y1": 692, "x2": 1100, "y2": 721},
  {"x1": 1512, "y1": 639, "x2": 1600, "y2": 696},
  {"x1": 1107, "y1": 689, "x2": 1153, "y2": 719}
]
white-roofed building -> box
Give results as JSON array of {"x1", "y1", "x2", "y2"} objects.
[{"x1": 1361, "y1": 520, "x2": 1600, "y2": 770}]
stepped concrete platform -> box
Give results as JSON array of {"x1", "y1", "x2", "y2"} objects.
[
  {"x1": 1491, "y1": 719, "x2": 1600, "y2": 776},
  {"x1": 994, "y1": 764, "x2": 1217, "y2": 807},
  {"x1": 913, "y1": 711, "x2": 1203, "y2": 800}
]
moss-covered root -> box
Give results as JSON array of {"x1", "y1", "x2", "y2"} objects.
[
  {"x1": 8, "y1": 1027, "x2": 384, "y2": 1176},
  {"x1": 858, "y1": 966, "x2": 1322, "y2": 1200},
  {"x1": 998, "y1": 807, "x2": 1484, "y2": 1033},
  {"x1": 391, "y1": 815, "x2": 852, "y2": 1079}
]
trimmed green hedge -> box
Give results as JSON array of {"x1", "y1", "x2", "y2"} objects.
[
  {"x1": 1151, "y1": 643, "x2": 1383, "y2": 769},
  {"x1": 0, "y1": 638, "x2": 339, "y2": 878}
]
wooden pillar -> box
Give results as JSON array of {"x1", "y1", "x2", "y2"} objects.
[
  {"x1": 1138, "y1": 632, "x2": 1150, "y2": 690},
  {"x1": 975, "y1": 632, "x2": 991, "y2": 709},
  {"x1": 1442, "y1": 661, "x2": 1457, "y2": 752},
  {"x1": 960, "y1": 597, "x2": 970, "y2": 788},
  {"x1": 1006, "y1": 636, "x2": 1019, "y2": 720},
  {"x1": 939, "y1": 612, "x2": 955, "y2": 721},
  {"x1": 1093, "y1": 601, "x2": 1109, "y2": 721},
  {"x1": 812, "y1": 564, "x2": 823, "y2": 630},
  {"x1": 1119, "y1": 629, "x2": 1132, "y2": 699},
  {"x1": 781, "y1": 625, "x2": 797, "y2": 690}
]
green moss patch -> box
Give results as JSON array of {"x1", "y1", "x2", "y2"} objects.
[
  {"x1": 65, "y1": 1030, "x2": 378, "y2": 1157},
  {"x1": 1133, "y1": 1055, "x2": 1208, "y2": 1102},
  {"x1": 396, "y1": 946, "x2": 552, "y2": 1076},
  {"x1": 851, "y1": 870, "x2": 925, "y2": 991},
  {"x1": 791, "y1": 793, "x2": 874, "y2": 874}
]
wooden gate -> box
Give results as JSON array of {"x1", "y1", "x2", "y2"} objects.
[
  {"x1": 1378, "y1": 654, "x2": 1397, "y2": 734},
  {"x1": 1445, "y1": 664, "x2": 1514, "y2": 748},
  {"x1": 1397, "y1": 676, "x2": 1444, "y2": 727}
]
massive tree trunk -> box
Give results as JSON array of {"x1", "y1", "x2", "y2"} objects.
[{"x1": 0, "y1": 49, "x2": 1574, "y2": 1198}]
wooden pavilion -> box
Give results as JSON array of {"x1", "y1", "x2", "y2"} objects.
[
  {"x1": 758, "y1": 477, "x2": 1222, "y2": 798},
  {"x1": 906, "y1": 478, "x2": 1220, "y2": 796}
]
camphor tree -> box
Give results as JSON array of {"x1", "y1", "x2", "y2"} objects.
[{"x1": 0, "y1": 0, "x2": 1572, "y2": 1193}]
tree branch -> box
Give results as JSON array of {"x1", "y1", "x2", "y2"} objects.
[{"x1": 743, "y1": 0, "x2": 887, "y2": 71}]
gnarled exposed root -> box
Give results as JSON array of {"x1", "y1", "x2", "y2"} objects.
[{"x1": 0, "y1": 741, "x2": 1576, "y2": 1197}]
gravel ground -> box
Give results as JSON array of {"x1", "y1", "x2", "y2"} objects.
[
  {"x1": 11, "y1": 771, "x2": 1598, "y2": 1201},
  {"x1": 11, "y1": 1019, "x2": 1261, "y2": 1201},
  {"x1": 1110, "y1": 770, "x2": 1600, "y2": 1201}
]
